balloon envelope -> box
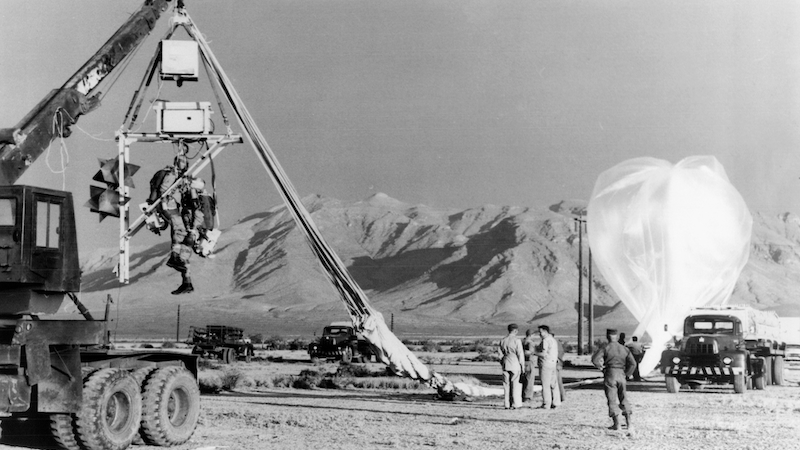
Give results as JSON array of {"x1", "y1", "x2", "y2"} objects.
[{"x1": 587, "y1": 156, "x2": 752, "y2": 374}]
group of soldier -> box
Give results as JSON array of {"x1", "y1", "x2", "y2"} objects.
[{"x1": 499, "y1": 324, "x2": 641, "y2": 432}]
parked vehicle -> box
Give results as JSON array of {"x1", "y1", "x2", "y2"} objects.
[
  {"x1": 190, "y1": 325, "x2": 255, "y2": 363},
  {"x1": 308, "y1": 322, "x2": 373, "y2": 363},
  {"x1": 660, "y1": 306, "x2": 786, "y2": 393}
]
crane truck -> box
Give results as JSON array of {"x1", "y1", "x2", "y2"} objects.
[
  {"x1": 660, "y1": 306, "x2": 787, "y2": 393},
  {"x1": 0, "y1": 2, "x2": 202, "y2": 450}
]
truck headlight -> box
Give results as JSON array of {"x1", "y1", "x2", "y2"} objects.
[
  {"x1": 672, "y1": 356, "x2": 681, "y2": 365},
  {"x1": 722, "y1": 356, "x2": 732, "y2": 365}
]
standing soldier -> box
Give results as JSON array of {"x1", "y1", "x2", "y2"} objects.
[
  {"x1": 626, "y1": 336, "x2": 646, "y2": 381},
  {"x1": 592, "y1": 329, "x2": 637, "y2": 430},
  {"x1": 521, "y1": 329, "x2": 537, "y2": 403},
  {"x1": 498, "y1": 323, "x2": 525, "y2": 409},
  {"x1": 534, "y1": 325, "x2": 561, "y2": 409}
]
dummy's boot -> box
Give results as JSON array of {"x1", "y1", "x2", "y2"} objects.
[
  {"x1": 624, "y1": 414, "x2": 632, "y2": 430},
  {"x1": 171, "y1": 275, "x2": 194, "y2": 295},
  {"x1": 608, "y1": 415, "x2": 621, "y2": 431},
  {"x1": 166, "y1": 254, "x2": 187, "y2": 273}
]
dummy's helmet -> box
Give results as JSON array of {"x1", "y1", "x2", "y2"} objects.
[
  {"x1": 190, "y1": 177, "x2": 205, "y2": 190},
  {"x1": 174, "y1": 154, "x2": 189, "y2": 172}
]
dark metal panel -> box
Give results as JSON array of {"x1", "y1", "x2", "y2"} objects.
[
  {"x1": 37, "y1": 345, "x2": 82, "y2": 413},
  {"x1": 0, "y1": 370, "x2": 31, "y2": 413}
]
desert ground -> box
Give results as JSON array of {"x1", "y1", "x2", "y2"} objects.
[{"x1": 1, "y1": 350, "x2": 799, "y2": 450}]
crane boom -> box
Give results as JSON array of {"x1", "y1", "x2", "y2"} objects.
[{"x1": 0, "y1": 0, "x2": 173, "y2": 185}]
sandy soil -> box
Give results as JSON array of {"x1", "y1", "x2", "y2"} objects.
[{"x1": 1, "y1": 351, "x2": 799, "y2": 450}]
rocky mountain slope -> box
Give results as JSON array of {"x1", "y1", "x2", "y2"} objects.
[{"x1": 70, "y1": 193, "x2": 800, "y2": 340}]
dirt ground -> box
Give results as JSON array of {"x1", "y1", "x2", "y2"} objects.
[{"x1": 1, "y1": 351, "x2": 799, "y2": 450}]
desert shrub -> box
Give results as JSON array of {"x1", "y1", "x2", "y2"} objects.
[
  {"x1": 473, "y1": 348, "x2": 499, "y2": 362},
  {"x1": 421, "y1": 340, "x2": 441, "y2": 352},
  {"x1": 220, "y1": 367, "x2": 246, "y2": 391},
  {"x1": 198, "y1": 358, "x2": 222, "y2": 370},
  {"x1": 474, "y1": 338, "x2": 494, "y2": 347},
  {"x1": 161, "y1": 341, "x2": 178, "y2": 349},
  {"x1": 335, "y1": 364, "x2": 374, "y2": 378},
  {"x1": 269, "y1": 375, "x2": 295, "y2": 388},
  {"x1": 448, "y1": 340, "x2": 470, "y2": 353},
  {"x1": 198, "y1": 371, "x2": 223, "y2": 394},
  {"x1": 293, "y1": 369, "x2": 323, "y2": 389},
  {"x1": 563, "y1": 342, "x2": 575, "y2": 353},
  {"x1": 288, "y1": 338, "x2": 309, "y2": 351},
  {"x1": 263, "y1": 335, "x2": 286, "y2": 350}
]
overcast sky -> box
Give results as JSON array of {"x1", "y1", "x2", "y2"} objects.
[{"x1": 2, "y1": 1, "x2": 799, "y2": 252}]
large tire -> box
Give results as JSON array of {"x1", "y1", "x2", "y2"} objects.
[
  {"x1": 341, "y1": 346, "x2": 353, "y2": 364},
  {"x1": 764, "y1": 357, "x2": 773, "y2": 386},
  {"x1": 140, "y1": 366, "x2": 200, "y2": 446},
  {"x1": 221, "y1": 347, "x2": 233, "y2": 364},
  {"x1": 130, "y1": 367, "x2": 158, "y2": 445},
  {"x1": 50, "y1": 414, "x2": 80, "y2": 450},
  {"x1": 665, "y1": 375, "x2": 680, "y2": 393},
  {"x1": 733, "y1": 374, "x2": 745, "y2": 394},
  {"x1": 772, "y1": 356, "x2": 785, "y2": 385},
  {"x1": 75, "y1": 368, "x2": 142, "y2": 450}
]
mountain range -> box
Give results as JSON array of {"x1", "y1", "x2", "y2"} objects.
[{"x1": 68, "y1": 193, "x2": 800, "y2": 341}]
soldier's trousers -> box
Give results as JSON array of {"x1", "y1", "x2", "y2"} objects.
[{"x1": 604, "y1": 368, "x2": 631, "y2": 417}]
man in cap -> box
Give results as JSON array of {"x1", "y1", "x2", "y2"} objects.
[
  {"x1": 534, "y1": 325, "x2": 561, "y2": 409},
  {"x1": 498, "y1": 323, "x2": 525, "y2": 409},
  {"x1": 592, "y1": 328, "x2": 637, "y2": 430},
  {"x1": 626, "y1": 336, "x2": 646, "y2": 381}
]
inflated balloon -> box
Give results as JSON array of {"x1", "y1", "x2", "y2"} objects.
[{"x1": 587, "y1": 156, "x2": 752, "y2": 375}]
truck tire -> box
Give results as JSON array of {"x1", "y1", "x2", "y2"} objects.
[
  {"x1": 772, "y1": 356, "x2": 784, "y2": 385},
  {"x1": 733, "y1": 374, "x2": 745, "y2": 393},
  {"x1": 665, "y1": 375, "x2": 680, "y2": 393},
  {"x1": 220, "y1": 347, "x2": 233, "y2": 364},
  {"x1": 50, "y1": 414, "x2": 80, "y2": 450},
  {"x1": 140, "y1": 366, "x2": 200, "y2": 446},
  {"x1": 342, "y1": 346, "x2": 353, "y2": 364},
  {"x1": 75, "y1": 368, "x2": 142, "y2": 450},
  {"x1": 764, "y1": 357, "x2": 773, "y2": 386}
]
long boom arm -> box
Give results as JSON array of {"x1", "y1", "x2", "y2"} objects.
[{"x1": 0, "y1": 0, "x2": 173, "y2": 185}]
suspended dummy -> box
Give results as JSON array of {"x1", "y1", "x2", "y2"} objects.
[{"x1": 587, "y1": 156, "x2": 752, "y2": 376}]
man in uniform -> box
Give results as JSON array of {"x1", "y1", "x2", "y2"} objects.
[
  {"x1": 521, "y1": 329, "x2": 537, "y2": 403},
  {"x1": 592, "y1": 328, "x2": 637, "y2": 430},
  {"x1": 556, "y1": 337, "x2": 566, "y2": 401},
  {"x1": 498, "y1": 323, "x2": 525, "y2": 409},
  {"x1": 148, "y1": 154, "x2": 194, "y2": 294},
  {"x1": 534, "y1": 325, "x2": 561, "y2": 409},
  {"x1": 626, "y1": 336, "x2": 646, "y2": 381}
]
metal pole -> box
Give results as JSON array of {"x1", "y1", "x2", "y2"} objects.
[
  {"x1": 588, "y1": 248, "x2": 594, "y2": 354},
  {"x1": 578, "y1": 230, "x2": 584, "y2": 354},
  {"x1": 176, "y1": 304, "x2": 181, "y2": 343}
]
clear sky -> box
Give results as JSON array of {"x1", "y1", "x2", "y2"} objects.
[{"x1": 2, "y1": 1, "x2": 799, "y2": 253}]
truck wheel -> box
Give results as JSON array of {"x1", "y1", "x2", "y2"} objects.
[
  {"x1": 754, "y1": 373, "x2": 766, "y2": 390},
  {"x1": 50, "y1": 414, "x2": 80, "y2": 450},
  {"x1": 342, "y1": 347, "x2": 353, "y2": 364},
  {"x1": 140, "y1": 366, "x2": 200, "y2": 446},
  {"x1": 665, "y1": 375, "x2": 680, "y2": 393},
  {"x1": 772, "y1": 356, "x2": 784, "y2": 385},
  {"x1": 220, "y1": 348, "x2": 233, "y2": 364},
  {"x1": 764, "y1": 357, "x2": 773, "y2": 386},
  {"x1": 733, "y1": 374, "x2": 745, "y2": 393},
  {"x1": 75, "y1": 368, "x2": 142, "y2": 450}
]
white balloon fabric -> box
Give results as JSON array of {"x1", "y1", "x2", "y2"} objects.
[{"x1": 587, "y1": 156, "x2": 752, "y2": 375}]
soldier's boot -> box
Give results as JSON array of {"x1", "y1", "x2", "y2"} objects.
[
  {"x1": 171, "y1": 275, "x2": 194, "y2": 295},
  {"x1": 608, "y1": 415, "x2": 621, "y2": 431},
  {"x1": 624, "y1": 414, "x2": 632, "y2": 430}
]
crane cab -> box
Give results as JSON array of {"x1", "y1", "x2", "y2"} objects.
[{"x1": 0, "y1": 185, "x2": 80, "y2": 315}]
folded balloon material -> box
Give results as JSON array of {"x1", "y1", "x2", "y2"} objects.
[{"x1": 587, "y1": 156, "x2": 752, "y2": 375}]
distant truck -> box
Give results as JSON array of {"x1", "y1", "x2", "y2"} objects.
[
  {"x1": 189, "y1": 325, "x2": 255, "y2": 364},
  {"x1": 660, "y1": 306, "x2": 786, "y2": 393},
  {"x1": 780, "y1": 317, "x2": 800, "y2": 373},
  {"x1": 308, "y1": 322, "x2": 374, "y2": 363}
]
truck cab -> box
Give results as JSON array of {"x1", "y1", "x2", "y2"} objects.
[{"x1": 0, "y1": 185, "x2": 80, "y2": 316}]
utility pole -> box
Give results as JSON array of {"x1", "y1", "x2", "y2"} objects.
[
  {"x1": 574, "y1": 217, "x2": 585, "y2": 355},
  {"x1": 176, "y1": 304, "x2": 181, "y2": 343},
  {"x1": 588, "y1": 248, "x2": 594, "y2": 354}
]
